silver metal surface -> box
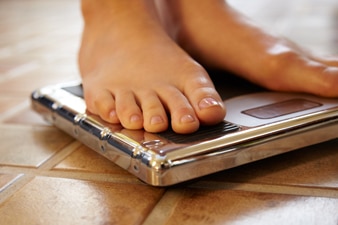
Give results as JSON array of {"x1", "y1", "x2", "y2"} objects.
[{"x1": 31, "y1": 82, "x2": 338, "y2": 186}]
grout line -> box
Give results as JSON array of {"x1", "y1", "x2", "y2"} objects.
[
  {"x1": 2, "y1": 162, "x2": 337, "y2": 199},
  {"x1": 0, "y1": 174, "x2": 35, "y2": 205},
  {"x1": 0, "y1": 166, "x2": 142, "y2": 185},
  {"x1": 0, "y1": 139, "x2": 143, "y2": 204},
  {"x1": 189, "y1": 181, "x2": 338, "y2": 199},
  {"x1": 142, "y1": 189, "x2": 185, "y2": 225},
  {"x1": 0, "y1": 174, "x2": 24, "y2": 194},
  {"x1": 0, "y1": 100, "x2": 30, "y2": 122},
  {"x1": 37, "y1": 140, "x2": 82, "y2": 170},
  {"x1": 0, "y1": 61, "x2": 40, "y2": 83},
  {"x1": 142, "y1": 180, "x2": 338, "y2": 225}
]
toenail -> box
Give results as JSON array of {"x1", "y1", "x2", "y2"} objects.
[
  {"x1": 109, "y1": 110, "x2": 117, "y2": 118},
  {"x1": 198, "y1": 97, "x2": 220, "y2": 109},
  {"x1": 180, "y1": 114, "x2": 195, "y2": 123},
  {"x1": 150, "y1": 115, "x2": 164, "y2": 125},
  {"x1": 130, "y1": 114, "x2": 141, "y2": 123}
]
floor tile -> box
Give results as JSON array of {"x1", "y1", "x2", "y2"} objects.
[
  {"x1": 0, "y1": 176, "x2": 164, "y2": 225},
  {"x1": 0, "y1": 96, "x2": 27, "y2": 114},
  {"x1": 0, "y1": 125, "x2": 73, "y2": 167},
  {"x1": 53, "y1": 144, "x2": 131, "y2": 175},
  {"x1": 3, "y1": 106, "x2": 49, "y2": 125},
  {"x1": 0, "y1": 57, "x2": 35, "y2": 75},
  {"x1": 158, "y1": 188, "x2": 338, "y2": 225},
  {"x1": 0, "y1": 65, "x2": 79, "y2": 97}
]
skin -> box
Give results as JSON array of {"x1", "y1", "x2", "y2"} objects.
[{"x1": 79, "y1": 0, "x2": 338, "y2": 134}]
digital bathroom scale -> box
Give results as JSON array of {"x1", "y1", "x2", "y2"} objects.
[{"x1": 31, "y1": 74, "x2": 338, "y2": 186}]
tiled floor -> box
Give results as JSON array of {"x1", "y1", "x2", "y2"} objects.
[{"x1": 0, "y1": 0, "x2": 337, "y2": 224}]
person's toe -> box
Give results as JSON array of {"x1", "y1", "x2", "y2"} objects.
[
  {"x1": 183, "y1": 71, "x2": 226, "y2": 125},
  {"x1": 158, "y1": 86, "x2": 200, "y2": 134},
  {"x1": 85, "y1": 88, "x2": 120, "y2": 124},
  {"x1": 115, "y1": 90, "x2": 144, "y2": 130},
  {"x1": 138, "y1": 90, "x2": 169, "y2": 133}
]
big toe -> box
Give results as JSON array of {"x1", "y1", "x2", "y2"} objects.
[
  {"x1": 196, "y1": 96, "x2": 226, "y2": 125},
  {"x1": 185, "y1": 78, "x2": 226, "y2": 125}
]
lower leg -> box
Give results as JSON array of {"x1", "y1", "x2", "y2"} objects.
[{"x1": 167, "y1": 0, "x2": 338, "y2": 97}]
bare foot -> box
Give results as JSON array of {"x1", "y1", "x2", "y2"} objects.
[
  {"x1": 166, "y1": 0, "x2": 338, "y2": 97},
  {"x1": 78, "y1": 0, "x2": 225, "y2": 134}
]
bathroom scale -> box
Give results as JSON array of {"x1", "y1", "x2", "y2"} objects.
[{"x1": 31, "y1": 74, "x2": 338, "y2": 186}]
